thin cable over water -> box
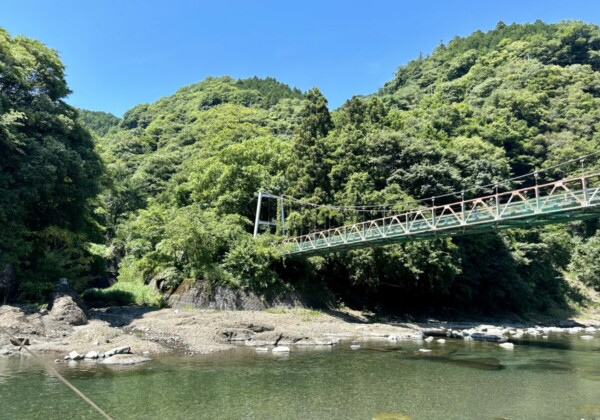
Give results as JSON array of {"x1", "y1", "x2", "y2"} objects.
[{"x1": 0, "y1": 326, "x2": 113, "y2": 420}]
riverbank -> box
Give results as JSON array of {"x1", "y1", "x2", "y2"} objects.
[{"x1": 1, "y1": 302, "x2": 599, "y2": 360}]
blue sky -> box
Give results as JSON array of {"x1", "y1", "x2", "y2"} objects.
[{"x1": 2, "y1": 1, "x2": 599, "y2": 116}]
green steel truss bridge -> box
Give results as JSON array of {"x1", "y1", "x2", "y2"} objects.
[{"x1": 264, "y1": 173, "x2": 600, "y2": 257}]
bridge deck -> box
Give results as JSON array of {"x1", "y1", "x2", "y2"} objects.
[{"x1": 280, "y1": 173, "x2": 600, "y2": 257}]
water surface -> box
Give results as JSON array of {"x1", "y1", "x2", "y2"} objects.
[{"x1": 1, "y1": 333, "x2": 599, "y2": 419}]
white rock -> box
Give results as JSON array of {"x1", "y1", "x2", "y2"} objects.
[
  {"x1": 584, "y1": 327, "x2": 596, "y2": 333},
  {"x1": 105, "y1": 346, "x2": 131, "y2": 357},
  {"x1": 499, "y1": 342, "x2": 514, "y2": 350},
  {"x1": 542, "y1": 335, "x2": 549, "y2": 339},
  {"x1": 84, "y1": 351, "x2": 99, "y2": 359},
  {"x1": 410, "y1": 332, "x2": 424, "y2": 340},
  {"x1": 424, "y1": 337, "x2": 434, "y2": 343},
  {"x1": 436, "y1": 339, "x2": 446, "y2": 344},
  {"x1": 255, "y1": 347, "x2": 269, "y2": 352},
  {"x1": 272, "y1": 346, "x2": 290, "y2": 353},
  {"x1": 418, "y1": 348, "x2": 432, "y2": 353},
  {"x1": 68, "y1": 351, "x2": 83, "y2": 361},
  {"x1": 581, "y1": 335, "x2": 594, "y2": 340},
  {"x1": 350, "y1": 344, "x2": 361, "y2": 350}
]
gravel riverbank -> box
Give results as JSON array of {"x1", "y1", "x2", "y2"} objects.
[{"x1": 2, "y1": 302, "x2": 599, "y2": 362}]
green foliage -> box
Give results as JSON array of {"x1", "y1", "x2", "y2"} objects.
[
  {"x1": 29, "y1": 20, "x2": 598, "y2": 314},
  {"x1": 82, "y1": 282, "x2": 165, "y2": 307},
  {"x1": 570, "y1": 232, "x2": 600, "y2": 290},
  {"x1": 0, "y1": 28, "x2": 104, "y2": 302},
  {"x1": 77, "y1": 109, "x2": 120, "y2": 136}
]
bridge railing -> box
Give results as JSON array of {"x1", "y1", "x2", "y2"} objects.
[{"x1": 280, "y1": 173, "x2": 600, "y2": 255}]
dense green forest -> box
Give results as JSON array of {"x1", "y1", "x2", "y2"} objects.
[{"x1": 2, "y1": 21, "x2": 600, "y2": 314}]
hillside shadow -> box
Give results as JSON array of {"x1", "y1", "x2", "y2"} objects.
[{"x1": 87, "y1": 305, "x2": 162, "y2": 328}]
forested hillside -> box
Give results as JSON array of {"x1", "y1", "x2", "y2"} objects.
[{"x1": 3, "y1": 21, "x2": 600, "y2": 314}]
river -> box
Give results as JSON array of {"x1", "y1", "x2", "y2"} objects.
[{"x1": 1, "y1": 333, "x2": 599, "y2": 419}]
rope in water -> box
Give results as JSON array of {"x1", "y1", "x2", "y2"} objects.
[{"x1": 0, "y1": 326, "x2": 113, "y2": 420}]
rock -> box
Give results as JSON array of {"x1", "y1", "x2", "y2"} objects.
[
  {"x1": 167, "y1": 281, "x2": 329, "y2": 310},
  {"x1": 255, "y1": 347, "x2": 269, "y2": 353},
  {"x1": 84, "y1": 351, "x2": 99, "y2": 359},
  {"x1": 105, "y1": 346, "x2": 131, "y2": 357},
  {"x1": 542, "y1": 335, "x2": 548, "y2": 339},
  {"x1": 471, "y1": 333, "x2": 508, "y2": 343},
  {"x1": 100, "y1": 354, "x2": 151, "y2": 365},
  {"x1": 584, "y1": 327, "x2": 596, "y2": 333},
  {"x1": 92, "y1": 341, "x2": 99, "y2": 346},
  {"x1": 418, "y1": 349, "x2": 432, "y2": 353},
  {"x1": 410, "y1": 332, "x2": 424, "y2": 340},
  {"x1": 436, "y1": 339, "x2": 446, "y2": 344},
  {"x1": 39, "y1": 308, "x2": 49, "y2": 316},
  {"x1": 350, "y1": 344, "x2": 361, "y2": 350},
  {"x1": 48, "y1": 295, "x2": 88, "y2": 326},
  {"x1": 581, "y1": 335, "x2": 594, "y2": 340},
  {"x1": 463, "y1": 329, "x2": 476, "y2": 337},
  {"x1": 424, "y1": 336, "x2": 434, "y2": 343},
  {"x1": 272, "y1": 346, "x2": 290, "y2": 353},
  {"x1": 9, "y1": 337, "x2": 30, "y2": 346},
  {"x1": 499, "y1": 342, "x2": 515, "y2": 350},
  {"x1": 67, "y1": 351, "x2": 83, "y2": 360},
  {"x1": 420, "y1": 328, "x2": 446, "y2": 337},
  {"x1": 1, "y1": 348, "x2": 12, "y2": 356}
]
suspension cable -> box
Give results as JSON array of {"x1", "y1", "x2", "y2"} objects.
[{"x1": 267, "y1": 150, "x2": 600, "y2": 212}]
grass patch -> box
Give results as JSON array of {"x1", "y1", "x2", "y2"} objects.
[
  {"x1": 265, "y1": 306, "x2": 288, "y2": 314},
  {"x1": 82, "y1": 282, "x2": 165, "y2": 307}
]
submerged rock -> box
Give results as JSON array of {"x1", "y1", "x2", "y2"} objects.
[
  {"x1": 272, "y1": 346, "x2": 290, "y2": 353},
  {"x1": 499, "y1": 342, "x2": 514, "y2": 350},
  {"x1": 372, "y1": 412, "x2": 411, "y2": 420},
  {"x1": 100, "y1": 354, "x2": 151, "y2": 365},
  {"x1": 471, "y1": 333, "x2": 508, "y2": 343}
]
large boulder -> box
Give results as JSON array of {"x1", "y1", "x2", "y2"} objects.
[
  {"x1": 48, "y1": 279, "x2": 88, "y2": 326},
  {"x1": 49, "y1": 295, "x2": 88, "y2": 326}
]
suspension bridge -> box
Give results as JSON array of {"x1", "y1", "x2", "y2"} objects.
[{"x1": 255, "y1": 162, "x2": 600, "y2": 257}]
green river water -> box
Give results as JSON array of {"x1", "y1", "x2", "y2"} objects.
[{"x1": 0, "y1": 333, "x2": 599, "y2": 419}]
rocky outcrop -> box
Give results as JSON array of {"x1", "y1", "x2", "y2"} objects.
[{"x1": 167, "y1": 281, "x2": 331, "y2": 311}]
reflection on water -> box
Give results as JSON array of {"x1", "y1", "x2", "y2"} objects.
[{"x1": 0, "y1": 333, "x2": 598, "y2": 419}]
